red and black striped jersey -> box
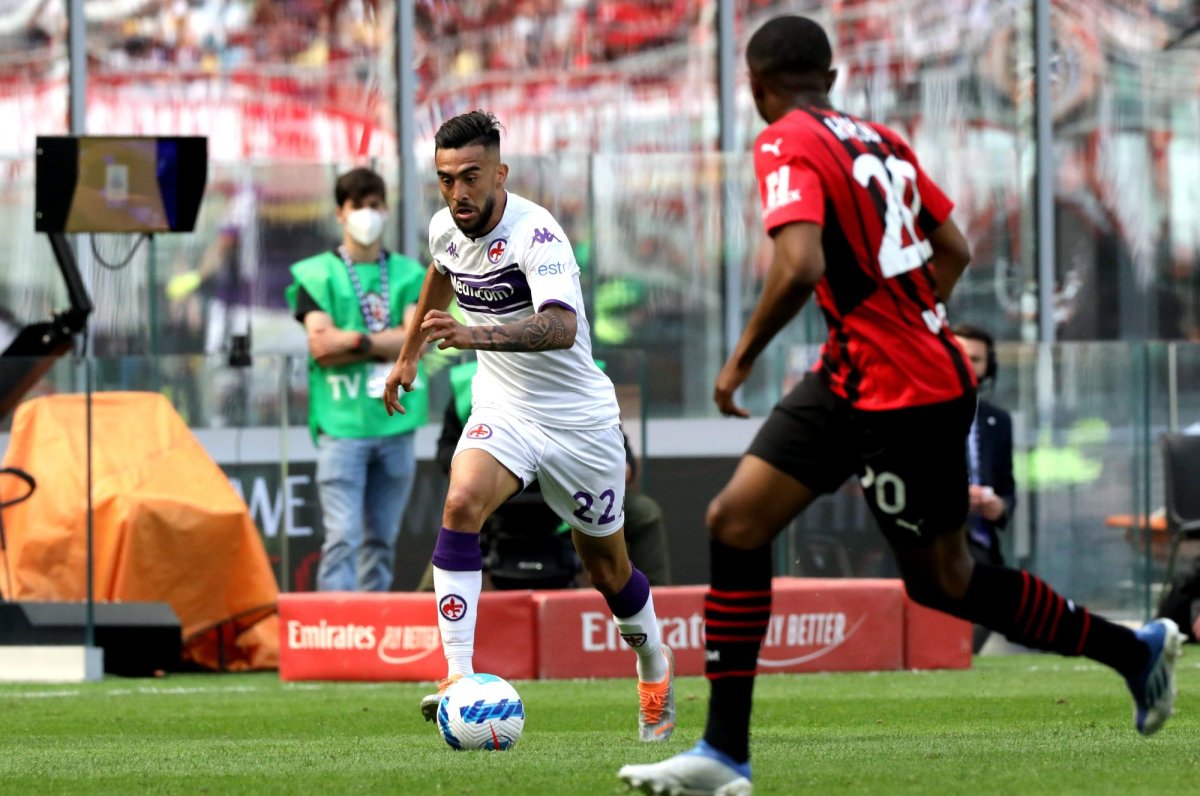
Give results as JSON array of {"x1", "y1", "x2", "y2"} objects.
[{"x1": 754, "y1": 107, "x2": 975, "y2": 410}]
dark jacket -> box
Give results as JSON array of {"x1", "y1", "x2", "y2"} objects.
[{"x1": 968, "y1": 398, "x2": 1016, "y2": 563}]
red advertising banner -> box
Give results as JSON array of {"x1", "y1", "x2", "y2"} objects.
[
  {"x1": 904, "y1": 598, "x2": 973, "y2": 670},
  {"x1": 279, "y1": 580, "x2": 970, "y2": 683},
  {"x1": 278, "y1": 592, "x2": 536, "y2": 682},
  {"x1": 535, "y1": 579, "x2": 907, "y2": 680}
]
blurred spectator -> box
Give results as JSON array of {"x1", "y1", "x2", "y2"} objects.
[{"x1": 952, "y1": 323, "x2": 1015, "y2": 654}]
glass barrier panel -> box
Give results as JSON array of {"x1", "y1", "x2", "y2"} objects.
[
  {"x1": 779, "y1": 341, "x2": 1175, "y2": 620},
  {"x1": 0, "y1": 346, "x2": 1183, "y2": 605}
]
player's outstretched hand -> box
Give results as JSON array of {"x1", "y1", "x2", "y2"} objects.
[
  {"x1": 713, "y1": 357, "x2": 752, "y2": 418},
  {"x1": 382, "y1": 357, "x2": 417, "y2": 416},
  {"x1": 421, "y1": 309, "x2": 471, "y2": 351}
]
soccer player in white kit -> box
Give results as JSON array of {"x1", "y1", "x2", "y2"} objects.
[{"x1": 383, "y1": 110, "x2": 675, "y2": 743}]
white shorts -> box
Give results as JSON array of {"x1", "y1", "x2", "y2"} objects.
[{"x1": 454, "y1": 408, "x2": 626, "y2": 537}]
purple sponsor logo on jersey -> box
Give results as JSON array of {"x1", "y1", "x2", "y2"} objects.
[
  {"x1": 447, "y1": 242, "x2": 458, "y2": 258},
  {"x1": 530, "y1": 227, "x2": 560, "y2": 245},
  {"x1": 447, "y1": 264, "x2": 532, "y2": 314}
]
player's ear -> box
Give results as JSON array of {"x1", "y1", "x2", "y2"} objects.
[
  {"x1": 749, "y1": 74, "x2": 765, "y2": 104},
  {"x1": 826, "y1": 68, "x2": 838, "y2": 93},
  {"x1": 496, "y1": 162, "x2": 509, "y2": 186}
]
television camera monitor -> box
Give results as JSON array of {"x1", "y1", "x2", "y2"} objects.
[{"x1": 35, "y1": 136, "x2": 207, "y2": 234}]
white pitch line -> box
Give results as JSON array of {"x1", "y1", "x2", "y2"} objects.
[{"x1": 0, "y1": 685, "x2": 264, "y2": 699}]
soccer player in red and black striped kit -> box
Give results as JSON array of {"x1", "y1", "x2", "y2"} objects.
[{"x1": 620, "y1": 14, "x2": 1183, "y2": 796}]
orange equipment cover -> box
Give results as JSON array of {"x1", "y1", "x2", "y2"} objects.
[{"x1": 0, "y1": 392, "x2": 279, "y2": 671}]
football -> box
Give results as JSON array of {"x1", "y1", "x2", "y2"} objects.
[{"x1": 437, "y1": 673, "x2": 525, "y2": 751}]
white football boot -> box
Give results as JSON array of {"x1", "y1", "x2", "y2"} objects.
[{"x1": 619, "y1": 740, "x2": 752, "y2": 795}]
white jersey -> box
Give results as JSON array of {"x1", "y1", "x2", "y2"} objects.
[{"x1": 429, "y1": 192, "x2": 620, "y2": 429}]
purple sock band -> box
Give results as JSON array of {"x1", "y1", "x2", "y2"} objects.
[
  {"x1": 432, "y1": 527, "x2": 483, "y2": 572},
  {"x1": 606, "y1": 567, "x2": 650, "y2": 619}
]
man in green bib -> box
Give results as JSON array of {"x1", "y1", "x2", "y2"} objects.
[{"x1": 286, "y1": 167, "x2": 428, "y2": 591}]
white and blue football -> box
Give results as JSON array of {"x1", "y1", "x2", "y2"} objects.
[{"x1": 437, "y1": 673, "x2": 525, "y2": 751}]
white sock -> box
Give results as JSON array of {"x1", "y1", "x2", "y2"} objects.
[
  {"x1": 433, "y1": 566, "x2": 481, "y2": 677},
  {"x1": 613, "y1": 590, "x2": 666, "y2": 682}
]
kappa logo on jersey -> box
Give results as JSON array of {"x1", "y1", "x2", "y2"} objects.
[
  {"x1": 764, "y1": 165, "x2": 802, "y2": 214},
  {"x1": 439, "y1": 594, "x2": 468, "y2": 621},
  {"x1": 446, "y1": 242, "x2": 458, "y2": 259},
  {"x1": 487, "y1": 238, "x2": 507, "y2": 263},
  {"x1": 760, "y1": 137, "x2": 782, "y2": 157},
  {"x1": 530, "y1": 227, "x2": 560, "y2": 245},
  {"x1": 466, "y1": 423, "x2": 493, "y2": 439}
]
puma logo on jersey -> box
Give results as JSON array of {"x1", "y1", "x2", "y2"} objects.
[
  {"x1": 895, "y1": 518, "x2": 923, "y2": 535},
  {"x1": 760, "y1": 138, "x2": 782, "y2": 157}
]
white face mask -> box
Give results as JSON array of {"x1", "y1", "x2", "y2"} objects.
[{"x1": 344, "y1": 207, "x2": 386, "y2": 247}]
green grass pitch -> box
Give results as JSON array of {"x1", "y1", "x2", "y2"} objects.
[{"x1": 1, "y1": 656, "x2": 1196, "y2": 794}]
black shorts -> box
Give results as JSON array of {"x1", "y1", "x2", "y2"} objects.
[{"x1": 747, "y1": 372, "x2": 976, "y2": 549}]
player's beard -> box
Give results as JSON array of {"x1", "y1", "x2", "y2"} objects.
[{"x1": 453, "y1": 193, "x2": 497, "y2": 238}]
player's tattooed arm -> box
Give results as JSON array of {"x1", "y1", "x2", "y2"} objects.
[{"x1": 470, "y1": 305, "x2": 577, "y2": 351}]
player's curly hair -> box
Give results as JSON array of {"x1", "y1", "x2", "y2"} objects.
[
  {"x1": 435, "y1": 110, "x2": 503, "y2": 152},
  {"x1": 747, "y1": 15, "x2": 832, "y2": 80}
]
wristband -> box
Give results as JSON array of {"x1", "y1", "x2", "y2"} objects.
[{"x1": 354, "y1": 333, "x2": 371, "y2": 354}]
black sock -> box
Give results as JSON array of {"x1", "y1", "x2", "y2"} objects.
[
  {"x1": 702, "y1": 539, "x2": 772, "y2": 764},
  {"x1": 946, "y1": 562, "x2": 1149, "y2": 679}
]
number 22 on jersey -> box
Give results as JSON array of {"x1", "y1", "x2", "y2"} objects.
[{"x1": 853, "y1": 153, "x2": 933, "y2": 279}]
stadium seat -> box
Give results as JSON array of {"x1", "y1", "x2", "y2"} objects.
[{"x1": 1161, "y1": 432, "x2": 1200, "y2": 586}]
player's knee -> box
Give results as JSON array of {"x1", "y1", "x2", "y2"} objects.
[
  {"x1": 931, "y1": 546, "x2": 974, "y2": 600},
  {"x1": 582, "y1": 559, "x2": 623, "y2": 596},
  {"x1": 902, "y1": 564, "x2": 972, "y2": 610},
  {"x1": 706, "y1": 495, "x2": 752, "y2": 546},
  {"x1": 903, "y1": 576, "x2": 951, "y2": 610},
  {"x1": 705, "y1": 495, "x2": 729, "y2": 535},
  {"x1": 442, "y1": 486, "x2": 490, "y2": 531}
]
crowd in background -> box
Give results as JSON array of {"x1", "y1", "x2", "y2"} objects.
[
  {"x1": 0, "y1": 0, "x2": 1197, "y2": 366},
  {"x1": 1, "y1": 0, "x2": 383, "y2": 73},
  {"x1": 2, "y1": 1, "x2": 1193, "y2": 84},
  {"x1": 414, "y1": 0, "x2": 699, "y2": 86}
]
